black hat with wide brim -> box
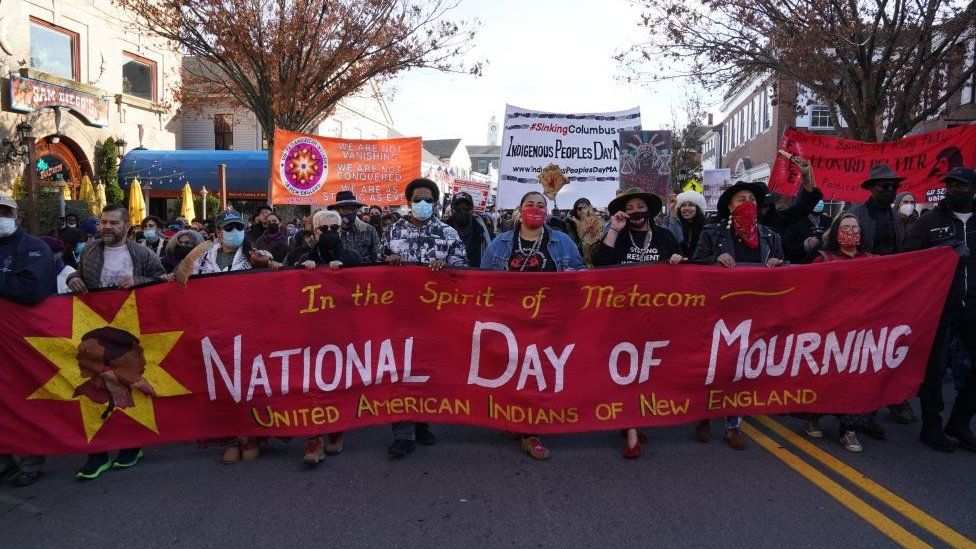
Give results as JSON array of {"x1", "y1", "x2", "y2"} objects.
[
  {"x1": 717, "y1": 181, "x2": 767, "y2": 218},
  {"x1": 608, "y1": 187, "x2": 663, "y2": 216}
]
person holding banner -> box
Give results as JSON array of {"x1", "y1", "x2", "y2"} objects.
[
  {"x1": 65, "y1": 204, "x2": 165, "y2": 479},
  {"x1": 905, "y1": 167, "x2": 976, "y2": 453},
  {"x1": 847, "y1": 163, "x2": 917, "y2": 427},
  {"x1": 294, "y1": 209, "x2": 362, "y2": 466},
  {"x1": 382, "y1": 178, "x2": 467, "y2": 457},
  {"x1": 591, "y1": 188, "x2": 681, "y2": 458},
  {"x1": 175, "y1": 209, "x2": 281, "y2": 464},
  {"x1": 0, "y1": 195, "x2": 55, "y2": 486},
  {"x1": 692, "y1": 182, "x2": 785, "y2": 450},
  {"x1": 481, "y1": 191, "x2": 584, "y2": 460},
  {"x1": 328, "y1": 191, "x2": 382, "y2": 264}
]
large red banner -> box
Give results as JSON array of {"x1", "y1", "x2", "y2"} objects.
[
  {"x1": 769, "y1": 126, "x2": 976, "y2": 203},
  {"x1": 0, "y1": 249, "x2": 956, "y2": 454}
]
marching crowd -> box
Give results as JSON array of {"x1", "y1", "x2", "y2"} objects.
[{"x1": 1, "y1": 156, "x2": 975, "y2": 487}]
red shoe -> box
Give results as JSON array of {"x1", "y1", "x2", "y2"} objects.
[
  {"x1": 620, "y1": 429, "x2": 648, "y2": 443},
  {"x1": 622, "y1": 439, "x2": 642, "y2": 459},
  {"x1": 521, "y1": 437, "x2": 550, "y2": 460}
]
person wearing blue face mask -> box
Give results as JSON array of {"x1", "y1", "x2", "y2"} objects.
[
  {"x1": 381, "y1": 178, "x2": 467, "y2": 458},
  {"x1": 139, "y1": 216, "x2": 167, "y2": 259},
  {"x1": 782, "y1": 199, "x2": 832, "y2": 264},
  {"x1": 172, "y1": 209, "x2": 281, "y2": 464}
]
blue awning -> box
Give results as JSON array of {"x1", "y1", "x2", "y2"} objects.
[{"x1": 118, "y1": 150, "x2": 270, "y2": 198}]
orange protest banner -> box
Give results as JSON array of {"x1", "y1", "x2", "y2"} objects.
[{"x1": 271, "y1": 128, "x2": 422, "y2": 206}]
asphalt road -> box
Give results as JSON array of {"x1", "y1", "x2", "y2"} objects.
[{"x1": 2, "y1": 393, "x2": 974, "y2": 548}]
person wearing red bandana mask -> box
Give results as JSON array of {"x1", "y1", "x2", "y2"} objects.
[
  {"x1": 691, "y1": 181, "x2": 786, "y2": 451},
  {"x1": 480, "y1": 191, "x2": 584, "y2": 460}
]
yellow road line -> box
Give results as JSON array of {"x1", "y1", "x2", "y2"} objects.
[
  {"x1": 754, "y1": 416, "x2": 976, "y2": 549},
  {"x1": 740, "y1": 422, "x2": 931, "y2": 548}
]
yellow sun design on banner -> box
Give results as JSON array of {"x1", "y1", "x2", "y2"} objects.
[{"x1": 25, "y1": 293, "x2": 187, "y2": 442}]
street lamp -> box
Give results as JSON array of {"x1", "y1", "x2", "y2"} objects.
[
  {"x1": 116, "y1": 138, "x2": 127, "y2": 159},
  {"x1": 16, "y1": 122, "x2": 40, "y2": 235},
  {"x1": 200, "y1": 186, "x2": 208, "y2": 220}
]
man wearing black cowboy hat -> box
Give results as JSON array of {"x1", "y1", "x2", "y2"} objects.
[
  {"x1": 847, "y1": 164, "x2": 916, "y2": 428},
  {"x1": 906, "y1": 167, "x2": 976, "y2": 452},
  {"x1": 327, "y1": 190, "x2": 381, "y2": 264},
  {"x1": 846, "y1": 163, "x2": 907, "y2": 256}
]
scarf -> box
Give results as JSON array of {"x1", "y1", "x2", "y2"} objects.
[{"x1": 730, "y1": 201, "x2": 759, "y2": 249}]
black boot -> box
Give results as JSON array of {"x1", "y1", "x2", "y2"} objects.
[{"x1": 920, "y1": 424, "x2": 955, "y2": 452}]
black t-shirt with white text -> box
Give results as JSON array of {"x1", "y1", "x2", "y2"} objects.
[{"x1": 590, "y1": 225, "x2": 679, "y2": 266}]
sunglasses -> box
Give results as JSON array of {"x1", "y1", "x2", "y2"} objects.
[
  {"x1": 223, "y1": 223, "x2": 245, "y2": 231},
  {"x1": 412, "y1": 197, "x2": 435, "y2": 204},
  {"x1": 318, "y1": 224, "x2": 340, "y2": 232}
]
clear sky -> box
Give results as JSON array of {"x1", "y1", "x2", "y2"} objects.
[{"x1": 386, "y1": 0, "x2": 703, "y2": 146}]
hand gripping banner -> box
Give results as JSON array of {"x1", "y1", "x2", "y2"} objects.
[{"x1": 0, "y1": 249, "x2": 956, "y2": 454}]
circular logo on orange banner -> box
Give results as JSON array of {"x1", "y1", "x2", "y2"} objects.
[{"x1": 278, "y1": 137, "x2": 329, "y2": 196}]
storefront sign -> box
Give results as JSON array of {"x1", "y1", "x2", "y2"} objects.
[{"x1": 8, "y1": 74, "x2": 110, "y2": 127}]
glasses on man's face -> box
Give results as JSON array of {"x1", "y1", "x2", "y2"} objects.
[
  {"x1": 874, "y1": 183, "x2": 900, "y2": 191},
  {"x1": 839, "y1": 227, "x2": 861, "y2": 234},
  {"x1": 224, "y1": 223, "x2": 245, "y2": 231},
  {"x1": 412, "y1": 197, "x2": 435, "y2": 204}
]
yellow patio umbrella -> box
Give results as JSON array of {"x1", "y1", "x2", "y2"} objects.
[
  {"x1": 128, "y1": 178, "x2": 146, "y2": 225},
  {"x1": 61, "y1": 182, "x2": 72, "y2": 201},
  {"x1": 79, "y1": 175, "x2": 96, "y2": 204},
  {"x1": 93, "y1": 182, "x2": 107, "y2": 212},
  {"x1": 180, "y1": 182, "x2": 196, "y2": 220}
]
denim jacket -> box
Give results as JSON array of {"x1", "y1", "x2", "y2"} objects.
[{"x1": 481, "y1": 227, "x2": 585, "y2": 271}]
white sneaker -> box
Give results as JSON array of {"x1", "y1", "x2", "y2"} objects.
[
  {"x1": 841, "y1": 431, "x2": 863, "y2": 453},
  {"x1": 804, "y1": 420, "x2": 823, "y2": 438}
]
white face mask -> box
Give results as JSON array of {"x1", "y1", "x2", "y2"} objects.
[
  {"x1": 0, "y1": 217, "x2": 16, "y2": 237},
  {"x1": 899, "y1": 203, "x2": 916, "y2": 217}
]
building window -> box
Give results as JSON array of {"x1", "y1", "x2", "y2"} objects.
[
  {"x1": 478, "y1": 160, "x2": 487, "y2": 172},
  {"x1": 214, "y1": 114, "x2": 234, "y2": 150},
  {"x1": 810, "y1": 105, "x2": 833, "y2": 128},
  {"x1": 29, "y1": 18, "x2": 79, "y2": 80},
  {"x1": 491, "y1": 160, "x2": 498, "y2": 169},
  {"x1": 763, "y1": 88, "x2": 772, "y2": 129},
  {"x1": 122, "y1": 52, "x2": 157, "y2": 102}
]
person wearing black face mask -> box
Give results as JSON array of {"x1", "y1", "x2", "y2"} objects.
[
  {"x1": 847, "y1": 163, "x2": 917, "y2": 428},
  {"x1": 160, "y1": 229, "x2": 205, "y2": 277},
  {"x1": 847, "y1": 164, "x2": 906, "y2": 256},
  {"x1": 445, "y1": 192, "x2": 491, "y2": 268},
  {"x1": 906, "y1": 167, "x2": 976, "y2": 452},
  {"x1": 327, "y1": 191, "x2": 381, "y2": 263}
]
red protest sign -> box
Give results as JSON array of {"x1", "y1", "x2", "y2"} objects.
[
  {"x1": 769, "y1": 126, "x2": 976, "y2": 203},
  {"x1": 451, "y1": 180, "x2": 492, "y2": 211},
  {"x1": 0, "y1": 249, "x2": 955, "y2": 454}
]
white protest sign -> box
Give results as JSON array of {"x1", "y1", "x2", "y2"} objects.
[{"x1": 497, "y1": 105, "x2": 641, "y2": 209}]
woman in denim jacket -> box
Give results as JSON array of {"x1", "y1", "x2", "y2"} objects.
[
  {"x1": 481, "y1": 193, "x2": 585, "y2": 273},
  {"x1": 480, "y1": 191, "x2": 584, "y2": 460}
]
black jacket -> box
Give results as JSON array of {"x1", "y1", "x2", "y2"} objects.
[
  {"x1": 692, "y1": 222, "x2": 784, "y2": 265},
  {"x1": 761, "y1": 187, "x2": 824, "y2": 233},
  {"x1": 782, "y1": 214, "x2": 832, "y2": 264},
  {"x1": 904, "y1": 200, "x2": 976, "y2": 312},
  {"x1": 0, "y1": 229, "x2": 55, "y2": 305}
]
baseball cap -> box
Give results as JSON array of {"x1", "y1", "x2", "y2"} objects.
[
  {"x1": 0, "y1": 196, "x2": 18, "y2": 210},
  {"x1": 216, "y1": 210, "x2": 245, "y2": 229},
  {"x1": 452, "y1": 191, "x2": 474, "y2": 206}
]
